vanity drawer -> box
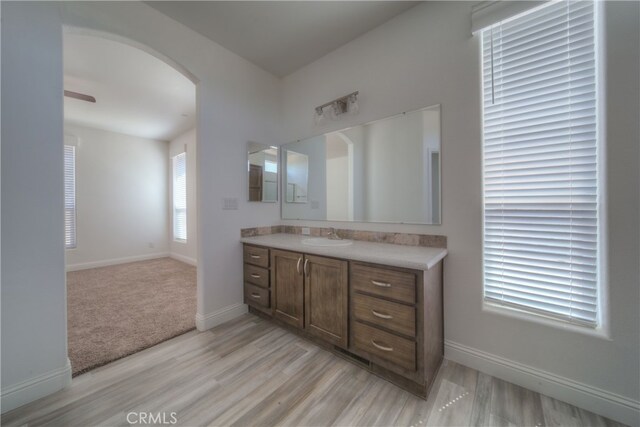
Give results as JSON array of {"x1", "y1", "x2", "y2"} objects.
[
  {"x1": 353, "y1": 321, "x2": 416, "y2": 372},
  {"x1": 244, "y1": 283, "x2": 270, "y2": 309},
  {"x1": 353, "y1": 293, "x2": 416, "y2": 337},
  {"x1": 243, "y1": 245, "x2": 269, "y2": 268},
  {"x1": 351, "y1": 263, "x2": 416, "y2": 304},
  {"x1": 244, "y1": 264, "x2": 269, "y2": 288}
]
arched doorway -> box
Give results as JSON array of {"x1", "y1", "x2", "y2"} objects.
[{"x1": 62, "y1": 27, "x2": 202, "y2": 377}]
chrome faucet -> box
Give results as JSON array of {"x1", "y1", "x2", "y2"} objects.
[{"x1": 327, "y1": 227, "x2": 342, "y2": 240}]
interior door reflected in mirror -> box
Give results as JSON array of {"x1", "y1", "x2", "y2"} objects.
[
  {"x1": 281, "y1": 104, "x2": 441, "y2": 224},
  {"x1": 248, "y1": 142, "x2": 278, "y2": 202},
  {"x1": 285, "y1": 150, "x2": 309, "y2": 203}
]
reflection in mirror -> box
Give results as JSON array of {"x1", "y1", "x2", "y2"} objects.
[
  {"x1": 285, "y1": 150, "x2": 309, "y2": 203},
  {"x1": 248, "y1": 142, "x2": 278, "y2": 202},
  {"x1": 281, "y1": 104, "x2": 441, "y2": 224}
]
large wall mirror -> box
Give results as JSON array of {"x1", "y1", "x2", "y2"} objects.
[
  {"x1": 285, "y1": 150, "x2": 309, "y2": 203},
  {"x1": 248, "y1": 142, "x2": 278, "y2": 202},
  {"x1": 281, "y1": 104, "x2": 441, "y2": 224}
]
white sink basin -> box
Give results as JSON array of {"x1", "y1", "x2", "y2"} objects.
[{"x1": 302, "y1": 237, "x2": 354, "y2": 247}]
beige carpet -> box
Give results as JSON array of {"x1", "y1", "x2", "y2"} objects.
[{"x1": 67, "y1": 257, "x2": 196, "y2": 376}]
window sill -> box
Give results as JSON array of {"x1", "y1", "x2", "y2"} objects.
[
  {"x1": 173, "y1": 239, "x2": 187, "y2": 244},
  {"x1": 482, "y1": 301, "x2": 611, "y2": 341}
]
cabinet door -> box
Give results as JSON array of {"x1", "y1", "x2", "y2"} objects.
[
  {"x1": 271, "y1": 249, "x2": 304, "y2": 329},
  {"x1": 304, "y1": 255, "x2": 348, "y2": 348}
]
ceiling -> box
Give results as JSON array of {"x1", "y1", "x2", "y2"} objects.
[
  {"x1": 147, "y1": 1, "x2": 420, "y2": 77},
  {"x1": 64, "y1": 34, "x2": 196, "y2": 141},
  {"x1": 63, "y1": 3, "x2": 419, "y2": 140}
]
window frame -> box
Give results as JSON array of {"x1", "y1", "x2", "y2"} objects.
[{"x1": 478, "y1": 0, "x2": 609, "y2": 337}]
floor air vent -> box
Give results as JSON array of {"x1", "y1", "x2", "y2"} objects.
[{"x1": 334, "y1": 346, "x2": 371, "y2": 367}]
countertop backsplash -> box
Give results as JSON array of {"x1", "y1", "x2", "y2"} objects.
[{"x1": 241, "y1": 225, "x2": 446, "y2": 248}]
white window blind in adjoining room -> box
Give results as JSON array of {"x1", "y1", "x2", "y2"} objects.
[
  {"x1": 173, "y1": 152, "x2": 187, "y2": 241},
  {"x1": 64, "y1": 145, "x2": 77, "y2": 249},
  {"x1": 481, "y1": 1, "x2": 600, "y2": 326}
]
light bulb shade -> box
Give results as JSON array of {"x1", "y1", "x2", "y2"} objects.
[
  {"x1": 347, "y1": 94, "x2": 359, "y2": 114},
  {"x1": 327, "y1": 103, "x2": 338, "y2": 120},
  {"x1": 314, "y1": 107, "x2": 325, "y2": 125}
]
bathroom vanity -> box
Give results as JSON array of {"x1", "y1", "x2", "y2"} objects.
[{"x1": 240, "y1": 233, "x2": 447, "y2": 398}]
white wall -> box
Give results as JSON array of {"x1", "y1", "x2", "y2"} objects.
[
  {"x1": 1, "y1": 2, "x2": 71, "y2": 411},
  {"x1": 281, "y1": 1, "x2": 639, "y2": 424},
  {"x1": 1, "y1": 1, "x2": 281, "y2": 412},
  {"x1": 169, "y1": 128, "x2": 197, "y2": 265},
  {"x1": 64, "y1": 124, "x2": 169, "y2": 270}
]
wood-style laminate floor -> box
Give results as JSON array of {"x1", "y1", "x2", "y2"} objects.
[{"x1": 2, "y1": 314, "x2": 625, "y2": 427}]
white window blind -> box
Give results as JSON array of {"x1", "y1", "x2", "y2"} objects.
[
  {"x1": 482, "y1": 1, "x2": 599, "y2": 326},
  {"x1": 173, "y1": 152, "x2": 187, "y2": 241},
  {"x1": 64, "y1": 145, "x2": 77, "y2": 249}
]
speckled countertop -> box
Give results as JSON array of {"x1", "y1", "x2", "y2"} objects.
[{"x1": 240, "y1": 234, "x2": 447, "y2": 271}]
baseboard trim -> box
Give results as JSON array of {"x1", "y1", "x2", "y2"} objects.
[
  {"x1": 66, "y1": 253, "x2": 170, "y2": 272},
  {"x1": 169, "y1": 253, "x2": 197, "y2": 266},
  {"x1": 445, "y1": 340, "x2": 639, "y2": 426},
  {"x1": 1, "y1": 358, "x2": 72, "y2": 414},
  {"x1": 195, "y1": 303, "x2": 248, "y2": 331}
]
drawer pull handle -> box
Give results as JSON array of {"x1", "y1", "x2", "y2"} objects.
[
  {"x1": 371, "y1": 310, "x2": 393, "y2": 320},
  {"x1": 304, "y1": 259, "x2": 309, "y2": 276},
  {"x1": 297, "y1": 257, "x2": 302, "y2": 274},
  {"x1": 250, "y1": 274, "x2": 261, "y2": 279},
  {"x1": 371, "y1": 280, "x2": 391, "y2": 288},
  {"x1": 250, "y1": 255, "x2": 261, "y2": 259},
  {"x1": 251, "y1": 293, "x2": 261, "y2": 299},
  {"x1": 371, "y1": 340, "x2": 393, "y2": 352}
]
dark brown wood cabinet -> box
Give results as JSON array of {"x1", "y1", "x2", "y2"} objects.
[
  {"x1": 349, "y1": 260, "x2": 443, "y2": 397},
  {"x1": 304, "y1": 255, "x2": 348, "y2": 348},
  {"x1": 243, "y1": 245, "x2": 271, "y2": 314},
  {"x1": 270, "y1": 250, "x2": 348, "y2": 347},
  {"x1": 243, "y1": 245, "x2": 269, "y2": 268},
  {"x1": 242, "y1": 242, "x2": 444, "y2": 400},
  {"x1": 271, "y1": 249, "x2": 304, "y2": 329}
]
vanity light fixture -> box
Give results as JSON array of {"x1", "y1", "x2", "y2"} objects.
[{"x1": 314, "y1": 91, "x2": 359, "y2": 124}]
